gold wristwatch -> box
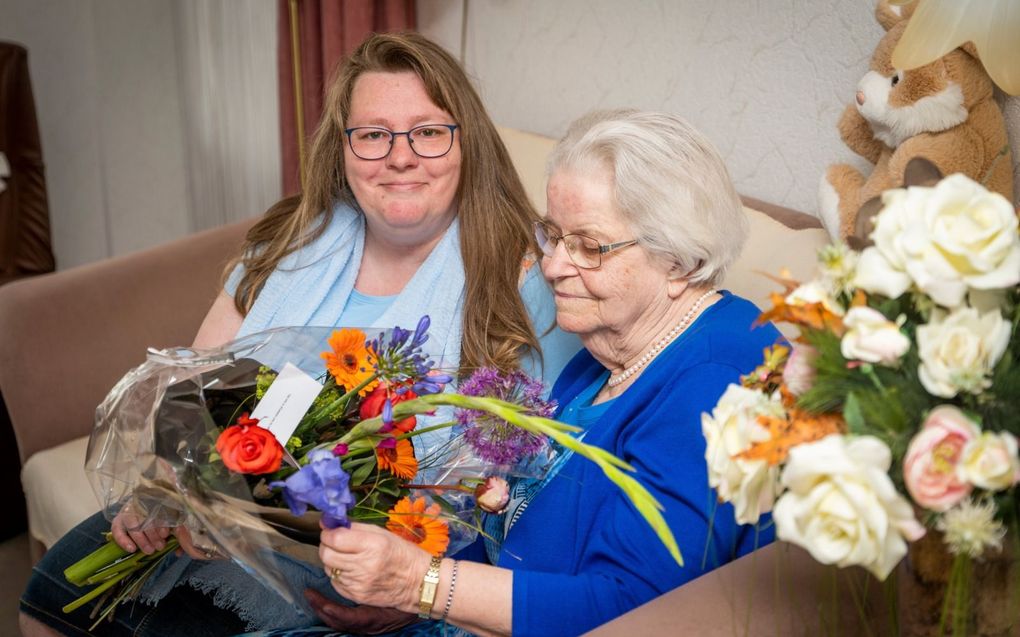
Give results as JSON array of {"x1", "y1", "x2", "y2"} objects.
[{"x1": 417, "y1": 556, "x2": 443, "y2": 619}]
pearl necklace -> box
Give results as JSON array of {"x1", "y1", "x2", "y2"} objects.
[{"x1": 606, "y1": 288, "x2": 717, "y2": 388}]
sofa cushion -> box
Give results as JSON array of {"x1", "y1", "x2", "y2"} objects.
[
  {"x1": 497, "y1": 125, "x2": 555, "y2": 210},
  {"x1": 21, "y1": 435, "x2": 96, "y2": 548}
]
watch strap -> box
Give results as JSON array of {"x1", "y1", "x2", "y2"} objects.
[{"x1": 417, "y1": 556, "x2": 443, "y2": 619}]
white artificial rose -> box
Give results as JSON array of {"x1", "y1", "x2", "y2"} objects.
[
  {"x1": 917, "y1": 306, "x2": 1010, "y2": 398},
  {"x1": 853, "y1": 188, "x2": 920, "y2": 300},
  {"x1": 840, "y1": 306, "x2": 910, "y2": 365},
  {"x1": 853, "y1": 175, "x2": 1020, "y2": 308},
  {"x1": 702, "y1": 385, "x2": 784, "y2": 525},
  {"x1": 772, "y1": 435, "x2": 925, "y2": 580},
  {"x1": 958, "y1": 431, "x2": 1020, "y2": 492},
  {"x1": 918, "y1": 174, "x2": 1020, "y2": 298}
]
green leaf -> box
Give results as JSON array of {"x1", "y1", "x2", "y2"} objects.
[
  {"x1": 843, "y1": 393, "x2": 865, "y2": 434},
  {"x1": 375, "y1": 477, "x2": 402, "y2": 497},
  {"x1": 413, "y1": 393, "x2": 683, "y2": 566},
  {"x1": 351, "y1": 460, "x2": 375, "y2": 486}
]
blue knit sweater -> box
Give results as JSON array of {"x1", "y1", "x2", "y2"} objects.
[{"x1": 490, "y1": 292, "x2": 780, "y2": 636}]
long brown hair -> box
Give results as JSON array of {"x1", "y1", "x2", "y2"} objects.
[{"x1": 230, "y1": 32, "x2": 542, "y2": 377}]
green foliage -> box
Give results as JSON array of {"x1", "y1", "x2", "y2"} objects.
[{"x1": 255, "y1": 366, "x2": 277, "y2": 399}]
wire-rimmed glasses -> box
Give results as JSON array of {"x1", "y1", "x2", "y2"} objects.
[
  {"x1": 343, "y1": 124, "x2": 459, "y2": 160},
  {"x1": 533, "y1": 221, "x2": 638, "y2": 270}
]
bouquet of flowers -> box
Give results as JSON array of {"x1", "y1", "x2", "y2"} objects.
[
  {"x1": 701, "y1": 173, "x2": 1020, "y2": 631},
  {"x1": 67, "y1": 317, "x2": 680, "y2": 628}
]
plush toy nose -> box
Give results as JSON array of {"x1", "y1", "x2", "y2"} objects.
[{"x1": 856, "y1": 90, "x2": 866, "y2": 106}]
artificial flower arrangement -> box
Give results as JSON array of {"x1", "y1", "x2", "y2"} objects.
[
  {"x1": 701, "y1": 172, "x2": 1020, "y2": 632},
  {"x1": 67, "y1": 317, "x2": 679, "y2": 628}
]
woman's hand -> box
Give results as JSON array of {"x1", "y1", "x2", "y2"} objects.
[
  {"x1": 319, "y1": 522, "x2": 432, "y2": 614},
  {"x1": 110, "y1": 506, "x2": 170, "y2": 554},
  {"x1": 304, "y1": 589, "x2": 417, "y2": 635}
]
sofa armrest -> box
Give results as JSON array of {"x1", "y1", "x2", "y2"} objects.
[
  {"x1": 0, "y1": 219, "x2": 254, "y2": 465},
  {"x1": 585, "y1": 542, "x2": 890, "y2": 636}
]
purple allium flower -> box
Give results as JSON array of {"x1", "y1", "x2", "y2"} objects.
[
  {"x1": 457, "y1": 368, "x2": 557, "y2": 465},
  {"x1": 269, "y1": 450, "x2": 354, "y2": 529}
]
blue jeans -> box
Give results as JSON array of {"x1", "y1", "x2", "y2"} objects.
[{"x1": 20, "y1": 511, "x2": 248, "y2": 637}]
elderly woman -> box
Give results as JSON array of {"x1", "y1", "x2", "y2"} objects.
[
  {"x1": 19, "y1": 33, "x2": 579, "y2": 636},
  {"x1": 306, "y1": 110, "x2": 780, "y2": 636}
]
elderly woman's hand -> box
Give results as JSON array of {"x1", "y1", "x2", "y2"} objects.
[
  {"x1": 319, "y1": 522, "x2": 433, "y2": 613},
  {"x1": 304, "y1": 589, "x2": 418, "y2": 635}
]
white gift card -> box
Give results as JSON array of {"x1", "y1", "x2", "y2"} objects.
[{"x1": 250, "y1": 363, "x2": 323, "y2": 447}]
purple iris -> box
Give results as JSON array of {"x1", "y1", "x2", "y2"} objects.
[{"x1": 269, "y1": 450, "x2": 354, "y2": 529}]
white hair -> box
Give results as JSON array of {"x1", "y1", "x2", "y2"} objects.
[{"x1": 547, "y1": 109, "x2": 747, "y2": 286}]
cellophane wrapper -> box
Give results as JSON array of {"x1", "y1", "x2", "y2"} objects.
[{"x1": 83, "y1": 326, "x2": 482, "y2": 611}]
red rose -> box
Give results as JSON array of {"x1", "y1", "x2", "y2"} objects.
[
  {"x1": 215, "y1": 417, "x2": 283, "y2": 474},
  {"x1": 359, "y1": 385, "x2": 418, "y2": 433}
]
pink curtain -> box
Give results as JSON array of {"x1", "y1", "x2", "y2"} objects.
[{"x1": 278, "y1": 0, "x2": 417, "y2": 196}]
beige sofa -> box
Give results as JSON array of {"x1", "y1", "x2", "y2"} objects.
[{"x1": 1, "y1": 127, "x2": 829, "y2": 566}]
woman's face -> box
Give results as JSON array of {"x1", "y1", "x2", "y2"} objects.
[
  {"x1": 542, "y1": 165, "x2": 674, "y2": 341},
  {"x1": 344, "y1": 71, "x2": 462, "y2": 247}
]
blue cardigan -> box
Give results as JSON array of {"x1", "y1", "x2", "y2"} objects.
[{"x1": 494, "y1": 292, "x2": 780, "y2": 636}]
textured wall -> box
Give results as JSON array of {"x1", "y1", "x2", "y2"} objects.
[{"x1": 420, "y1": 0, "x2": 1020, "y2": 215}]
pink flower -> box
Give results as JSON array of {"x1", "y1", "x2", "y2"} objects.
[
  {"x1": 784, "y1": 344, "x2": 818, "y2": 396},
  {"x1": 903, "y1": 406, "x2": 979, "y2": 512},
  {"x1": 474, "y1": 476, "x2": 510, "y2": 514}
]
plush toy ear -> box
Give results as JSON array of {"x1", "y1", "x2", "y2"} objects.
[
  {"x1": 903, "y1": 156, "x2": 944, "y2": 187},
  {"x1": 876, "y1": 0, "x2": 916, "y2": 32},
  {"x1": 847, "y1": 157, "x2": 944, "y2": 250}
]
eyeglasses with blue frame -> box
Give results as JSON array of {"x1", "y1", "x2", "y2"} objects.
[{"x1": 343, "y1": 124, "x2": 459, "y2": 160}]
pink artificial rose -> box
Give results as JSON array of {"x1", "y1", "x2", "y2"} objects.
[
  {"x1": 903, "y1": 406, "x2": 980, "y2": 512},
  {"x1": 784, "y1": 344, "x2": 819, "y2": 396},
  {"x1": 474, "y1": 476, "x2": 510, "y2": 514}
]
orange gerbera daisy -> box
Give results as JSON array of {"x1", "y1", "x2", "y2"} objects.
[
  {"x1": 386, "y1": 496, "x2": 449, "y2": 556},
  {"x1": 321, "y1": 328, "x2": 378, "y2": 395},
  {"x1": 376, "y1": 438, "x2": 418, "y2": 480}
]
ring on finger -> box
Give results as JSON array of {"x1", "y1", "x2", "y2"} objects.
[{"x1": 329, "y1": 567, "x2": 342, "y2": 581}]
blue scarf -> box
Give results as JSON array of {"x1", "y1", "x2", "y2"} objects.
[{"x1": 237, "y1": 201, "x2": 465, "y2": 374}]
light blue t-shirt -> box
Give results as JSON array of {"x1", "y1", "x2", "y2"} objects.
[{"x1": 337, "y1": 288, "x2": 396, "y2": 327}]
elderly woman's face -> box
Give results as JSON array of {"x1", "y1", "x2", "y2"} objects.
[
  {"x1": 542, "y1": 166, "x2": 673, "y2": 340},
  {"x1": 344, "y1": 71, "x2": 462, "y2": 246}
]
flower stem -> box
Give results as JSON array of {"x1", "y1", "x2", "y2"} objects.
[{"x1": 405, "y1": 484, "x2": 472, "y2": 492}]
